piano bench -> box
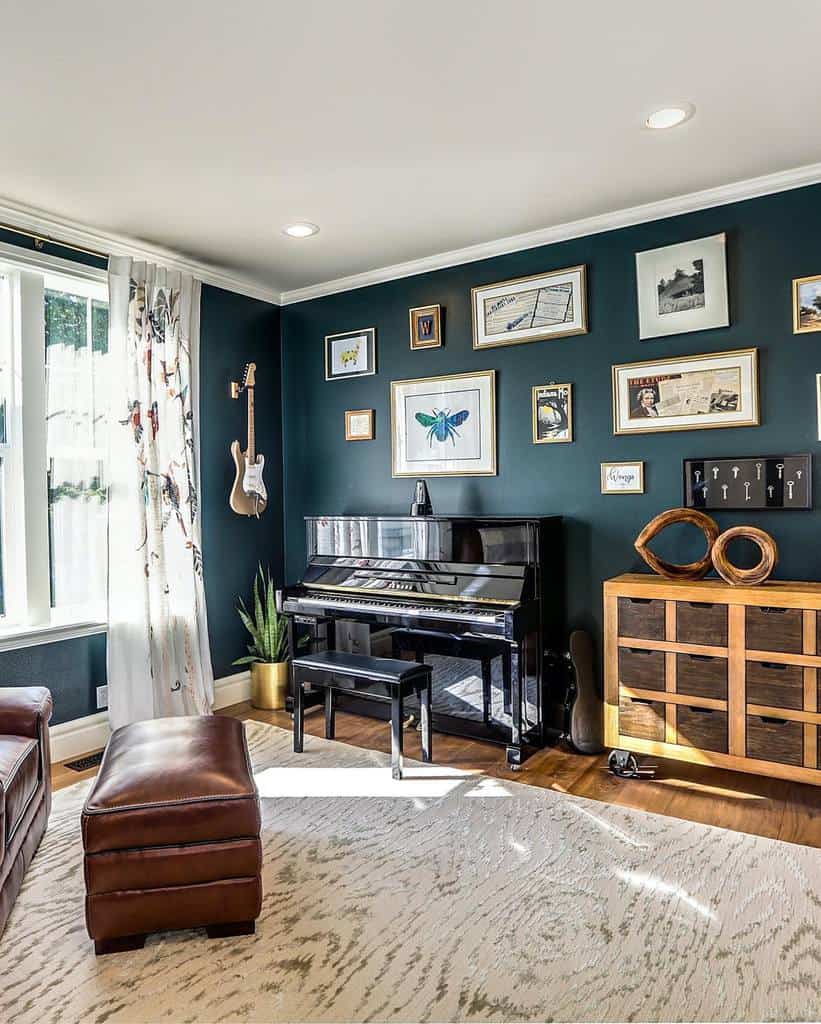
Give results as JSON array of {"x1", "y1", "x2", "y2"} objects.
[{"x1": 291, "y1": 651, "x2": 433, "y2": 780}]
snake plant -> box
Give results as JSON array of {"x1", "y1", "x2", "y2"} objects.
[{"x1": 232, "y1": 564, "x2": 289, "y2": 665}]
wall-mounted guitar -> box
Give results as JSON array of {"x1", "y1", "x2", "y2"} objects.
[{"x1": 229, "y1": 362, "x2": 267, "y2": 517}]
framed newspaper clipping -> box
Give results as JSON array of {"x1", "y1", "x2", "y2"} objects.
[
  {"x1": 612, "y1": 348, "x2": 759, "y2": 435},
  {"x1": 472, "y1": 265, "x2": 587, "y2": 349}
]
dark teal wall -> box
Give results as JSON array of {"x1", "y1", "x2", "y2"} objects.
[
  {"x1": 281, "y1": 183, "x2": 821, "y2": 671},
  {"x1": 0, "y1": 259, "x2": 283, "y2": 725}
]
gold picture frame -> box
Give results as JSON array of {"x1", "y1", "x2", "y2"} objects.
[
  {"x1": 793, "y1": 274, "x2": 821, "y2": 334},
  {"x1": 345, "y1": 409, "x2": 374, "y2": 441},
  {"x1": 532, "y1": 382, "x2": 573, "y2": 444},
  {"x1": 471, "y1": 265, "x2": 587, "y2": 349},
  {"x1": 601, "y1": 462, "x2": 644, "y2": 494},
  {"x1": 612, "y1": 348, "x2": 759, "y2": 436},
  {"x1": 390, "y1": 369, "x2": 496, "y2": 477},
  {"x1": 409, "y1": 304, "x2": 442, "y2": 349}
]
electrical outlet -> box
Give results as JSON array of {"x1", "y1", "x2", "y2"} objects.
[{"x1": 96, "y1": 685, "x2": 108, "y2": 710}]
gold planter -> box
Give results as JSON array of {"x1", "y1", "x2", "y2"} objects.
[{"x1": 250, "y1": 661, "x2": 289, "y2": 710}]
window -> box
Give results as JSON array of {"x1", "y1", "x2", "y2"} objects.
[{"x1": 0, "y1": 249, "x2": 108, "y2": 635}]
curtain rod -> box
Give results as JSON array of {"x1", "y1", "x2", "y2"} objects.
[{"x1": 0, "y1": 220, "x2": 108, "y2": 261}]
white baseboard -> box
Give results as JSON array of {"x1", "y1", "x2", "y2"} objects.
[{"x1": 50, "y1": 671, "x2": 253, "y2": 765}]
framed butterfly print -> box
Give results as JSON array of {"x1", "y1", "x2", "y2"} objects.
[{"x1": 390, "y1": 370, "x2": 496, "y2": 477}]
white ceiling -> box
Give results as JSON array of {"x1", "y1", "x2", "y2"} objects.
[{"x1": 2, "y1": 1, "x2": 821, "y2": 299}]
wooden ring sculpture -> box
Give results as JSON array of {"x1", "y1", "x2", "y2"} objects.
[
  {"x1": 634, "y1": 507, "x2": 720, "y2": 581},
  {"x1": 711, "y1": 526, "x2": 778, "y2": 586}
]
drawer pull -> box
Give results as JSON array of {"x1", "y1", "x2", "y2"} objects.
[
  {"x1": 758, "y1": 716, "x2": 788, "y2": 725},
  {"x1": 687, "y1": 706, "x2": 714, "y2": 715},
  {"x1": 627, "y1": 598, "x2": 653, "y2": 605},
  {"x1": 759, "y1": 607, "x2": 787, "y2": 615},
  {"x1": 630, "y1": 698, "x2": 655, "y2": 706},
  {"x1": 627, "y1": 647, "x2": 654, "y2": 656},
  {"x1": 688, "y1": 654, "x2": 716, "y2": 663},
  {"x1": 688, "y1": 602, "x2": 714, "y2": 609},
  {"x1": 760, "y1": 662, "x2": 787, "y2": 671}
]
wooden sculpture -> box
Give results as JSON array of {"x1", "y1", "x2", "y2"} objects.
[
  {"x1": 711, "y1": 525, "x2": 778, "y2": 586},
  {"x1": 634, "y1": 507, "x2": 720, "y2": 581}
]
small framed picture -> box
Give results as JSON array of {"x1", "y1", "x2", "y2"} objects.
[
  {"x1": 345, "y1": 409, "x2": 374, "y2": 441},
  {"x1": 325, "y1": 327, "x2": 376, "y2": 381},
  {"x1": 532, "y1": 383, "x2": 573, "y2": 443},
  {"x1": 794, "y1": 275, "x2": 821, "y2": 334},
  {"x1": 635, "y1": 233, "x2": 729, "y2": 339},
  {"x1": 472, "y1": 265, "x2": 587, "y2": 349},
  {"x1": 409, "y1": 304, "x2": 442, "y2": 349},
  {"x1": 601, "y1": 461, "x2": 644, "y2": 494}
]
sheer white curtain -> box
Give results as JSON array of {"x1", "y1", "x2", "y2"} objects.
[{"x1": 106, "y1": 257, "x2": 214, "y2": 729}]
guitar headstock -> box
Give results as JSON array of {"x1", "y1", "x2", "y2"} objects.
[{"x1": 230, "y1": 362, "x2": 257, "y2": 399}]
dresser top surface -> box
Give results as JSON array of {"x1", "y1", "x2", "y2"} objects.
[{"x1": 605, "y1": 573, "x2": 821, "y2": 607}]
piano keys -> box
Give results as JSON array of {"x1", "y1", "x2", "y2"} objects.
[{"x1": 280, "y1": 514, "x2": 564, "y2": 767}]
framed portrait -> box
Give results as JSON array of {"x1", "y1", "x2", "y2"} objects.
[
  {"x1": 471, "y1": 265, "x2": 587, "y2": 349},
  {"x1": 532, "y1": 382, "x2": 573, "y2": 444},
  {"x1": 390, "y1": 369, "x2": 496, "y2": 477},
  {"x1": 601, "y1": 462, "x2": 644, "y2": 494},
  {"x1": 636, "y1": 233, "x2": 729, "y2": 339},
  {"x1": 345, "y1": 409, "x2": 374, "y2": 441},
  {"x1": 793, "y1": 274, "x2": 821, "y2": 334},
  {"x1": 409, "y1": 304, "x2": 442, "y2": 349},
  {"x1": 325, "y1": 327, "x2": 376, "y2": 381},
  {"x1": 612, "y1": 348, "x2": 759, "y2": 436}
]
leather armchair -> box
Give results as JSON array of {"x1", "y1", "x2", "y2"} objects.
[{"x1": 0, "y1": 687, "x2": 52, "y2": 938}]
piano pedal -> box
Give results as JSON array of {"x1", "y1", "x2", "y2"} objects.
[{"x1": 403, "y1": 713, "x2": 418, "y2": 731}]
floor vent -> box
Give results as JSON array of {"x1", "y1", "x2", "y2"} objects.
[{"x1": 65, "y1": 751, "x2": 104, "y2": 772}]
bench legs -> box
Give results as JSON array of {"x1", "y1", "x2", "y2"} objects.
[
  {"x1": 325, "y1": 687, "x2": 335, "y2": 740},
  {"x1": 293, "y1": 677, "x2": 304, "y2": 753},
  {"x1": 420, "y1": 675, "x2": 432, "y2": 763},
  {"x1": 391, "y1": 691, "x2": 404, "y2": 779}
]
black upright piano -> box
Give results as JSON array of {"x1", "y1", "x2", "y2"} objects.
[{"x1": 281, "y1": 514, "x2": 564, "y2": 767}]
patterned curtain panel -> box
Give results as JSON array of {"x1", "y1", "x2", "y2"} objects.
[{"x1": 107, "y1": 258, "x2": 214, "y2": 728}]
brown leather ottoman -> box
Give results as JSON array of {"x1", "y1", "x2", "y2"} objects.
[{"x1": 81, "y1": 716, "x2": 262, "y2": 955}]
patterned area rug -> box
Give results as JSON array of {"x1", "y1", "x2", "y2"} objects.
[{"x1": 1, "y1": 720, "x2": 819, "y2": 1024}]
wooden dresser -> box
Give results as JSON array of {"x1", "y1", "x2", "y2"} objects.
[{"x1": 604, "y1": 574, "x2": 821, "y2": 785}]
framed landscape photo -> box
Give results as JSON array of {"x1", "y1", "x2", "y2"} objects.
[
  {"x1": 472, "y1": 265, "x2": 587, "y2": 350},
  {"x1": 325, "y1": 327, "x2": 376, "y2": 381},
  {"x1": 409, "y1": 304, "x2": 442, "y2": 349},
  {"x1": 636, "y1": 233, "x2": 729, "y2": 339},
  {"x1": 345, "y1": 408, "x2": 374, "y2": 441},
  {"x1": 391, "y1": 370, "x2": 496, "y2": 477},
  {"x1": 601, "y1": 462, "x2": 644, "y2": 494},
  {"x1": 612, "y1": 348, "x2": 759, "y2": 435},
  {"x1": 532, "y1": 382, "x2": 573, "y2": 443},
  {"x1": 793, "y1": 274, "x2": 821, "y2": 334}
]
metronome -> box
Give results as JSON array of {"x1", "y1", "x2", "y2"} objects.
[{"x1": 410, "y1": 479, "x2": 433, "y2": 517}]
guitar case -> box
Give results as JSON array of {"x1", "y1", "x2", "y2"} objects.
[{"x1": 566, "y1": 629, "x2": 604, "y2": 754}]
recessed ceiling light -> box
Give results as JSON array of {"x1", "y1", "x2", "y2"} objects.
[
  {"x1": 644, "y1": 104, "x2": 695, "y2": 130},
  {"x1": 282, "y1": 222, "x2": 319, "y2": 238}
]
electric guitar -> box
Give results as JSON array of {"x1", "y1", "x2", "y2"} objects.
[{"x1": 229, "y1": 362, "x2": 267, "y2": 517}]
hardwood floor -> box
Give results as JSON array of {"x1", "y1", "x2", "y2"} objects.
[{"x1": 52, "y1": 701, "x2": 820, "y2": 848}]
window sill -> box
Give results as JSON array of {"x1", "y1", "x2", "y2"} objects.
[{"x1": 0, "y1": 620, "x2": 107, "y2": 653}]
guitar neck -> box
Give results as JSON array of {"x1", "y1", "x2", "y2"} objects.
[{"x1": 247, "y1": 386, "x2": 256, "y2": 463}]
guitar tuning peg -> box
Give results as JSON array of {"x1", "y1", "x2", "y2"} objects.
[{"x1": 230, "y1": 381, "x2": 240, "y2": 400}]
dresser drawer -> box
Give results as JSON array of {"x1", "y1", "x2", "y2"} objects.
[
  {"x1": 618, "y1": 647, "x2": 666, "y2": 692},
  {"x1": 619, "y1": 697, "x2": 665, "y2": 742},
  {"x1": 618, "y1": 597, "x2": 665, "y2": 641},
  {"x1": 745, "y1": 606, "x2": 803, "y2": 654},
  {"x1": 676, "y1": 706, "x2": 728, "y2": 753},
  {"x1": 746, "y1": 661, "x2": 804, "y2": 711},
  {"x1": 676, "y1": 601, "x2": 728, "y2": 647},
  {"x1": 746, "y1": 715, "x2": 804, "y2": 766},
  {"x1": 676, "y1": 653, "x2": 727, "y2": 700}
]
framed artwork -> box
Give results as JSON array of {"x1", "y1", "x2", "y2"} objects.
[
  {"x1": 683, "y1": 455, "x2": 811, "y2": 510},
  {"x1": 601, "y1": 462, "x2": 644, "y2": 494},
  {"x1": 532, "y1": 382, "x2": 573, "y2": 443},
  {"x1": 471, "y1": 265, "x2": 587, "y2": 349},
  {"x1": 325, "y1": 327, "x2": 376, "y2": 381},
  {"x1": 390, "y1": 369, "x2": 496, "y2": 477},
  {"x1": 635, "y1": 233, "x2": 729, "y2": 339},
  {"x1": 793, "y1": 274, "x2": 821, "y2": 334},
  {"x1": 612, "y1": 348, "x2": 759, "y2": 436},
  {"x1": 409, "y1": 304, "x2": 442, "y2": 349},
  {"x1": 345, "y1": 409, "x2": 374, "y2": 441}
]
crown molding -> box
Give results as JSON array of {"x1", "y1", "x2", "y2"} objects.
[
  {"x1": 280, "y1": 161, "x2": 821, "y2": 306},
  {"x1": 0, "y1": 195, "x2": 281, "y2": 306}
]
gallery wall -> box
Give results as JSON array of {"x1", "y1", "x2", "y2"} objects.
[
  {"x1": 280, "y1": 183, "x2": 821, "y2": 672},
  {"x1": 0, "y1": 226, "x2": 283, "y2": 726}
]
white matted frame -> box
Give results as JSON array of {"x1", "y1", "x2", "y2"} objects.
[
  {"x1": 391, "y1": 369, "x2": 496, "y2": 477},
  {"x1": 612, "y1": 348, "x2": 759, "y2": 436},
  {"x1": 472, "y1": 265, "x2": 587, "y2": 349},
  {"x1": 636, "y1": 233, "x2": 728, "y2": 340},
  {"x1": 324, "y1": 327, "x2": 376, "y2": 381},
  {"x1": 601, "y1": 462, "x2": 644, "y2": 494}
]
